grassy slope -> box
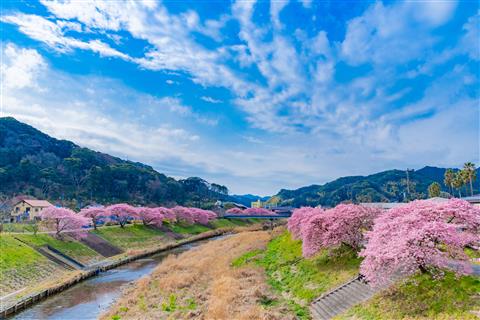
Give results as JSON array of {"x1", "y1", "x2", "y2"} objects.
[
  {"x1": 233, "y1": 231, "x2": 361, "y2": 319},
  {"x1": 0, "y1": 235, "x2": 65, "y2": 295},
  {"x1": 92, "y1": 224, "x2": 169, "y2": 250},
  {"x1": 338, "y1": 272, "x2": 480, "y2": 319},
  {"x1": 14, "y1": 233, "x2": 101, "y2": 264}
]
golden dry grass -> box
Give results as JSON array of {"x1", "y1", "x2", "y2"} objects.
[{"x1": 102, "y1": 230, "x2": 294, "y2": 320}]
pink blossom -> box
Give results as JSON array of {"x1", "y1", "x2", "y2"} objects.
[
  {"x1": 226, "y1": 207, "x2": 244, "y2": 214},
  {"x1": 360, "y1": 199, "x2": 480, "y2": 286},
  {"x1": 106, "y1": 203, "x2": 138, "y2": 228},
  {"x1": 136, "y1": 207, "x2": 164, "y2": 227},
  {"x1": 287, "y1": 207, "x2": 321, "y2": 240},
  {"x1": 300, "y1": 204, "x2": 380, "y2": 257},
  {"x1": 157, "y1": 207, "x2": 176, "y2": 222},
  {"x1": 40, "y1": 206, "x2": 91, "y2": 238},
  {"x1": 172, "y1": 206, "x2": 195, "y2": 224},
  {"x1": 243, "y1": 207, "x2": 276, "y2": 216},
  {"x1": 79, "y1": 206, "x2": 106, "y2": 230}
]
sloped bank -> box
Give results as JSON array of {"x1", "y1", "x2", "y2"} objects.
[{"x1": 0, "y1": 224, "x2": 263, "y2": 318}]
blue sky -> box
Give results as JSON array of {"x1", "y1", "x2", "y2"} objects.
[{"x1": 1, "y1": 0, "x2": 479, "y2": 195}]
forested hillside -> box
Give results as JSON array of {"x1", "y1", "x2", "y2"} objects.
[
  {"x1": 276, "y1": 166, "x2": 480, "y2": 207},
  {"x1": 0, "y1": 117, "x2": 229, "y2": 208}
]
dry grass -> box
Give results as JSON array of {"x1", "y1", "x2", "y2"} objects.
[{"x1": 102, "y1": 231, "x2": 294, "y2": 320}]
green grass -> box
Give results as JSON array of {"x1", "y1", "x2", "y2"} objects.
[
  {"x1": 92, "y1": 224, "x2": 168, "y2": 250},
  {"x1": 14, "y1": 233, "x2": 100, "y2": 264},
  {"x1": 465, "y1": 247, "x2": 480, "y2": 265},
  {"x1": 338, "y1": 272, "x2": 480, "y2": 319},
  {"x1": 234, "y1": 231, "x2": 361, "y2": 319},
  {"x1": 209, "y1": 218, "x2": 250, "y2": 229},
  {"x1": 2, "y1": 223, "x2": 35, "y2": 233},
  {"x1": 0, "y1": 235, "x2": 45, "y2": 271},
  {"x1": 166, "y1": 222, "x2": 211, "y2": 235}
]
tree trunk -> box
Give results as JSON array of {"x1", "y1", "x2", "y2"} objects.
[
  {"x1": 470, "y1": 178, "x2": 474, "y2": 196},
  {"x1": 419, "y1": 265, "x2": 428, "y2": 274}
]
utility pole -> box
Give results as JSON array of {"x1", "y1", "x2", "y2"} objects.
[{"x1": 406, "y1": 169, "x2": 411, "y2": 196}]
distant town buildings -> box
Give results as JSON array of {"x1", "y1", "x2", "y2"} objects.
[{"x1": 463, "y1": 194, "x2": 480, "y2": 207}]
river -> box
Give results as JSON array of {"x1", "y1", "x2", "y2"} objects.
[{"x1": 11, "y1": 235, "x2": 227, "y2": 320}]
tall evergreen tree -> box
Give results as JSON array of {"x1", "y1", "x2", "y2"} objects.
[
  {"x1": 443, "y1": 169, "x2": 455, "y2": 195},
  {"x1": 462, "y1": 162, "x2": 477, "y2": 196}
]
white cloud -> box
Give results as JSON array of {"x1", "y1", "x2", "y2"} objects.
[
  {"x1": 1, "y1": 43, "x2": 46, "y2": 90},
  {"x1": 200, "y1": 96, "x2": 222, "y2": 104},
  {"x1": 1, "y1": 13, "x2": 131, "y2": 60},
  {"x1": 340, "y1": 1, "x2": 457, "y2": 66}
]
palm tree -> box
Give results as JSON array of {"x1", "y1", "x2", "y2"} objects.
[
  {"x1": 444, "y1": 169, "x2": 455, "y2": 195},
  {"x1": 463, "y1": 162, "x2": 477, "y2": 196},
  {"x1": 452, "y1": 171, "x2": 466, "y2": 198}
]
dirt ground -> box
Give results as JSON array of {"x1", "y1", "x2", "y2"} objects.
[{"x1": 102, "y1": 230, "x2": 294, "y2": 320}]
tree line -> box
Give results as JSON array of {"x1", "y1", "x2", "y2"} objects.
[{"x1": 428, "y1": 162, "x2": 477, "y2": 198}]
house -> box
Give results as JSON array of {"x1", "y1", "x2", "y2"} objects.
[
  {"x1": 11, "y1": 199, "x2": 53, "y2": 222},
  {"x1": 251, "y1": 199, "x2": 263, "y2": 208}
]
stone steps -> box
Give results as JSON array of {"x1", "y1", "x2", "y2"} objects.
[
  {"x1": 36, "y1": 246, "x2": 83, "y2": 270},
  {"x1": 310, "y1": 275, "x2": 382, "y2": 320}
]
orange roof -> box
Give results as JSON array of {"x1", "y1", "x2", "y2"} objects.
[{"x1": 22, "y1": 199, "x2": 53, "y2": 207}]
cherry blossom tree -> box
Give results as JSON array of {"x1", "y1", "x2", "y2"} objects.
[
  {"x1": 79, "y1": 206, "x2": 106, "y2": 230},
  {"x1": 40, "y1": 206, "x2": 91, "y2": 238},
  {"x1": 226, "y1": 207, "x2": 244, "y2": 214},
  {"x1": 360, "y1": 199, "x2": 480, "y2": 286},
  {"x1": 106, "y1": 203, "x2": 138, "y2": 228},
  {"x1": 172, "y1": 206, "x2": 195, "y2": 224},
  {"x1": 136, "y1": 207, "x2": 164, "y2": 227},
  {"x1": 243, "y1": 207, "x2": 276, "y2": 216},
  {"x1": 287, "y1": 207, "x2": 321, "y2": 239},
  {"x1": 157, "y1": 207, "x2": 176, "y2": 222},
  {"x1": 190, "y1": 208, "x2": 217, "y2": 225},
  {"x1": 301, "y1": 204, "x2": 380, "y2": 258}
]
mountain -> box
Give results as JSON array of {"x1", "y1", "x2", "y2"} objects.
[
  {"x1": 276, "y1": 166, "x2": 480, "y2": 208},
  {"x1": 0, "y1": 117, "x2": 229, "y2": 208},
  {"x1": 229, "y1": 194, "x2": 270, "y2": 207}
]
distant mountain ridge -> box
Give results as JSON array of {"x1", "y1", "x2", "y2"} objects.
[
  {"x1": 229, "y1": 194, "x2": 270, "y2": 206},
  {"x1": 0, "y1": 117, "x2": 230, "y2": 208},
  {"x1": 275, "y1": 166, "x2": 479, "y2": 208}
]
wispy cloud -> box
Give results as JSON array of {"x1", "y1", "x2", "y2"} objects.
[{"x1": 1, "y1": 0, "x2": 478, "y2": 194}]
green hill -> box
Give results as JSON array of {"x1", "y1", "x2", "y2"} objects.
[
  {"x1": 0, "y1": 117, "x2": 229, "y2": 208},
  {"x1": 276, "y1": 166, "x2": 479, "y2": 208}
]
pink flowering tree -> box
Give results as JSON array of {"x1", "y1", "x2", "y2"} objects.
[
  {"x1": 226, "y1": 207, "x2": 244, "y2": 214},
  {"x1": 172, "y1": 206, "x2": 195, "y2": 224},
  {"x1": 106, "y1": 203, "x2": 138, "y2": 228},
  {"x1": 301, "y1": 204, "x2": 380, "y2": 258},
  {"x1": 190, "y1": 208, "x2": 217, "y2": 225},
  {"x1": 157, "y1": 207, "x2": 176, "y2": 222},
  {"x1": 40, "y1": 206, "x2": 91, "y2": 238},
  {"x1": 360, "y1": 199, "x2": 480, "y2": 286},
  {"x1": 287, "y1": 207, "x2": 321, "y2": 240},
  {"x1": 136, "y1": 207, "x2": 165, "y2": 227},
  {"x1": 243, "y1": 207, "x2": 276, "y2": 216},
  {"x1": 79, "y1": 206, "x2": 106, "y2": 230}
]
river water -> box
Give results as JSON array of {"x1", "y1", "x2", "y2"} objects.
[{"x1": 11, "y1": 236, "x2": 226, "y2": 320}]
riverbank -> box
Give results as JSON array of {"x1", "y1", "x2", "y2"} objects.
[
  {"x1": 102, "y1": 229, "x2": 294, "y2": 320},
  {"x1": 0, "y1": 221, "x2": 263, "y2": 318}
]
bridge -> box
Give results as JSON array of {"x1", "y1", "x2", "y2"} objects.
[{"x1": 223, "y1": 214, "x2": 291, "y2": 219}]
